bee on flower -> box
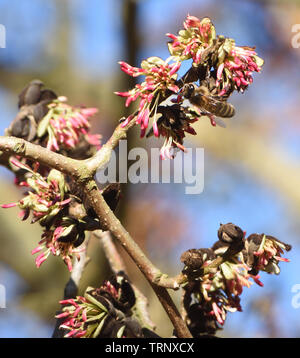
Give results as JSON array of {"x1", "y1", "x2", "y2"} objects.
[{"x1": 116, "y1": 15, "x2": 264, "y2": 160}]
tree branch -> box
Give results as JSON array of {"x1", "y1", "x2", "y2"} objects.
[
  {"x1": 0, "y1": 120, "x2": 192, "y2": 337},
  {"x1": 0, "y1": 134, "x2": 182, "y2": 289},
  {"x1": 85, "y1": 116, "x2": 137, "y2": 174},
  {"x1": 84, "y1": 180, "x2": 192, "y2": 337},
  {"x1": 83, "y1": 179, "x2": 181, "y2": 288},
  {"x1": 0, "y1": 136, "x2": 80, "y2": 177}
]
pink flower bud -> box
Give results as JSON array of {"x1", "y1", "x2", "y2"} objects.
[
  {"x1": 217, "y1": 63, "x2": 224, "y2": 82},
  {"x1": 80, "y1": 107, "x2": 98, "y2": 116},
  {"x1": 35, "y1": 253, "x2": 47, "y2": 268},
  {"x1": 65, "y1": 330, "x2": 78, "y2": 338},
  {"x1": 114, "y1": 91, "x2": 130, "y2": 97},
  {"x1": 55, "y1": 311, "x2": 71, "y2": 319},
  {"x1": 169, "y1": 62, "x2": 181, "y2": 76},
  {"x1": 31, "y1": 246, "x2": 43, "y2": 255},
  {"x1": 1, "y1": 202, "x2": 17, "y2": 208},
  {"x1": 152, "y1": 120, "x2": 159, "y2": 137},
  {"x1": 120, "y1": 115, "x2": 133, "y2": 128},
  {"x1": 59, "y1": 298, "x2": 78, "y2": 306},
  {"x1": 74, "y1": 330, "x2": 87, "y2": 338},
  {"x1": 166, "y1": 33, "x2": 178, "y2": 40}
]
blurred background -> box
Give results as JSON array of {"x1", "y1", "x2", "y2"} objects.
[{"x1": 0, "y1": 0, "x2": 299, "y2": 338}]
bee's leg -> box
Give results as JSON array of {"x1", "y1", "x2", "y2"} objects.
[
  {"x1": 208, "y1": 76, "x2": 218, "y2": 94},
  {"x1": 200, "y1": 110, "x2": 210, "y2": 116},
  {"x1": 198, "y1": 109, "x2": 217, "y2": 127},
  {"x1": 200, "y1": 78, "x2": 208, "y2": 87},
  {"x1": 205, "y1": 64, "x2": 211, "y2": 80},
  {"x1": 200, "y1": 66, "x2": 211, "y2": 87}
]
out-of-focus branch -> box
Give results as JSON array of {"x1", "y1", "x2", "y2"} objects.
[
  {"x1": 84, "y1": 181, "x2": 191, "y2": 337},
  {"x1": 52, "y1": 234, "x2": 91, "y2": 338},
  {"x1": 190, "y1": 123, "x2": 300, "y2": 213},
  {"x1": 94, "y1": 230, "x2": 155, "y2": 331},
  {"x1": 68, "y1": 234, "x2": 92, "y2": 290},
  {"x1": 94, "y1": 230, "x2": 126, "y2": 273}
]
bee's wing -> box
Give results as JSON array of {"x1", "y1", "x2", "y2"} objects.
[
  {"x1": 200, "y1": 92, "x2": 225, "y2": 106},
  {"x1": 196, "y1": 92, "x2": 233, "y2": 121},
  {"x1": 213, "y1": 117, "x2": 227, "y2": 128}
]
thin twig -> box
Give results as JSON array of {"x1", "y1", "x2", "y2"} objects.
[
  {"x1": 85, "y1": 116, "x2": 137, "y2": 174},
  {"x1": 95, "y1": 230, "x2": 126, "y2": 273}
]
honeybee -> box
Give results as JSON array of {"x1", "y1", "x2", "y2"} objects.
[{"x1": 182, "y1": 83, "x2": 235, "y2": 119}]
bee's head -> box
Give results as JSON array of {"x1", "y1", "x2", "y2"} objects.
[{"x1": 182, "y1": 83, "x2": 195, "y2": 98}]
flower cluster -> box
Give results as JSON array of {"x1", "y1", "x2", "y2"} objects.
[
  {"x1": 1, "y1": 158, "x2": 85, "y2": 271},
  {"x1": 2, "y1": 158, "x2": 70, "y2": 225},
  {"x1": 167, "y1": 16, "x2": 216, "y2": 64},
  {"x1": 56, "y1": 295, "x2": 91, "y2": 338},
  {"x1": 245, "y1": 234, "x2": 291, "y2": 275},
  {"x1": 215, "y1": 41, "x2": 264, "y2": 95},
  {"x1": 1, "y1": 155, "x2": 121, "y2": 271},
  {"x1": 150, "y1": 105, "x2": 198, "y2": 159},
  {"x1": 7, "y1": 80, "x2": 101, "y2": 159},
  {"x1": 116, "y1": 14, "x2": 264, "y2": 159},
  {"x1": 167, "y1": 15, "x2": 264, "y2": 95},
  {"x1": 2, "y1": 80, "x2": 107, "y2": 270},
  {"x1": 181, "y1": 223, "x2": 291, "y2": 337},
  {"x1": 37, "y1": 96, "x2": 101, "y2": 152},
  {"x1": 31, "y1": 217, "x2": 85, "y2": 272},
  {"x1": 115, "y1": 56, "x2": 181, "y2": 138},
  {"x1": 56, "y1": 272, "x2": 144, "y2": 338}
]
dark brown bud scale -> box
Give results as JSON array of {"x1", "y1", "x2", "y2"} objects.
[
  {"x1": 181, "y1": 248, "x2": 216, "y2": 269},
  {"x1": 218, "y1": 223, "x2": 244, "y2": 243}
]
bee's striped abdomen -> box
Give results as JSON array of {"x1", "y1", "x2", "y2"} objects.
[
  {"x1": 216, "y1": 102, "x2": 235, "y2": 118},
  {"x1": 186, "y1": 84, "x2": 236, "y2": 118}
]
